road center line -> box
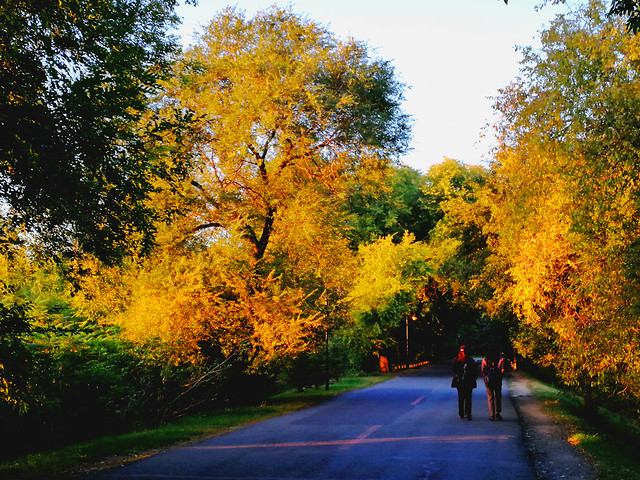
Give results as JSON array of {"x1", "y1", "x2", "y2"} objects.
[
  {"x1": 411, "y1": 395, "x2": 426, "y2": 405},
  {"x1": 339, "y1": 424, "x2": 382, "y2": 450},
  {"x1": 357, "y1": 424, "x2": 382, "y2": 439}
]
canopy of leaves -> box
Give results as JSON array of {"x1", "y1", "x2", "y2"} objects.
[
  {"x1": 423, "y1": 159, "x2": 492, "y2": 305},
  {"x1": 74, "y1": 6, "x2": 412, "y2": 372},
  {"x1": 348, "y1": 233, "x2": 431, "y2": 315},
  {"x1": 345, "y1": 166, "x2": 432, "y2": 248},
  {"x1": 0, "y1": 0, "x2": 185, "y2": 263},
  {"x1": 163, "y1": 6, "x2": 411, "y2": 262},
  {"x1": 490, "y1": 0, "x2": 640, "y2": 407}
]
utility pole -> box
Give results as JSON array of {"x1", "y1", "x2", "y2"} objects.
[{"x1": 325, "y1": 329, "x2": 330, "y2": 391}]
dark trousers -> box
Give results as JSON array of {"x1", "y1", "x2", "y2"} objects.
[
  {"x1": 457, "y1": 386, "x2": 473, "y2": 417},
  {"x1": 485, "y1": 383, "x2": 502, "y2": 417}
]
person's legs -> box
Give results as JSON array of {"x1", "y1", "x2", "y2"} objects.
[
  {"x1": 485, "y1": 385, "x2": 496, "y2": 419},
  {"x1": 496, "y1": 384, "x2": 503, "y2": 419},
  {"x1": 457, "y1": 387, "x2": 465, "y2": 418},
  {"x1": 464, "y1": 387, "x2": 473, "y2": 419}
]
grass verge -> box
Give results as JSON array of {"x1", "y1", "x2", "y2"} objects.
[
  {"x1": 0, "y1": 375, "x2": 390, "y2": 480},
  {"x1": 524, "y1": 373, "x2": 640, "y2": 480}
]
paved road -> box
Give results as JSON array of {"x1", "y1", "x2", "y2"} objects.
[{"x1": 81, "y1": 364, "x2": 536, "y2": 480}]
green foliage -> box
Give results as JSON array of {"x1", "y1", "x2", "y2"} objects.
[
  {"x1": 0, "y1": 248, "x2": 242, "y2": 460},
  {"x1": 0, "y1": 302, "x2": 35, "y2": 416},
  {"x1": 609, "y1": 0, "x2": 640, "y2": 33},
  {"x1": 345, "y1": 166, "x2": 432, "y2": 248},
  {"x1": 343, "y1": 158, "x2": 504, "y2": 363},
  {"x1": 0, "y1": 0, "x2": 187, "y2": 263}
]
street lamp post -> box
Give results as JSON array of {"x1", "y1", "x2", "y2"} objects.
[{"x1": 406, "y1": 314, "x2": 417, "y2": 365}]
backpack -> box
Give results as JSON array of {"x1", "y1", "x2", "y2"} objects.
[
  {"x1": 462, "y1": 362, "x2": 471, "y2": 382},
  {"x1": 487, "y1": 363, "x2": 497, "y2": 384},
  {"x1": 462, "y1": 360, "x2": 478, "y2": 388},
  {"x1": 484, "y1": 359, "x2": 499, "y2": 388}
]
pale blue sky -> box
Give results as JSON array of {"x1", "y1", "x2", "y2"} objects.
[{"x1": 174, "y1": 1, "x2": 571, "y2": 173}]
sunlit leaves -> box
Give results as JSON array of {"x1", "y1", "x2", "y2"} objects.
[
  {"x1": 422, "y1": 159, "x2": 491, "y2": 303},
  {"x1": 348, "y1": 233, "x2": 431, "y2": 316},
  {"x1": 163, "y1": 5, "x2": 410, "y2": 262},
  {"x1": 490, "y1": 0, "x2": 640, "y2": 406},
  {"x1": 114, "y1": 6, "x2": 412, "y2": 369}
]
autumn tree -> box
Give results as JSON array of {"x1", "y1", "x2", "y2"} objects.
[
  {"x1": 347, "y1": 233, "x2": 432, "y2": 362},
  {"x1": 0, "y1": 0, "x2": 191, "y2": 263},
  {"x1": 164, "y1": 6, "x2": 410, "y2": 261},
  {"x1": 88, "y1": 6, "x2": 411, "y2": 371},
  {"x1": 490, "y1": 0, "x2": 640, "y2": 410}
]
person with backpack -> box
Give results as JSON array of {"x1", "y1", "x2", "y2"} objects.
[
  {"x1": 481, "y1": 350, "x2": 505, "y2": 420},
  {"x1": 451, "y1": 345, "x2": 478, "y2": 420}
]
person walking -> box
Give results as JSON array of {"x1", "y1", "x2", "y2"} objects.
[
  {"x1": 481, "y1": 351, "x2": 505, "y2": 420},
  {"x1": 451, "y1": 345, "x2": 478, "y2": 420}
]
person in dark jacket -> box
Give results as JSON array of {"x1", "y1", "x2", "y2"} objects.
[
  {"x1": 451, "y1": 345, "x2": 478, "y2": 420},
  {"x1": 481, "y1": 350, "x2": 505, "y2": 420}
]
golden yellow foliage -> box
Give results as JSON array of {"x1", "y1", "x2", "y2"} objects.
[
  {"x1": 488, "y1": 1, "x2": 640, "y2": 402},
  {"x1": 72, "y1": 235, "x2": 333, "y2": 367},
  {"x1": 348, "y1": 232, "x2": 431, "y2": 315}
]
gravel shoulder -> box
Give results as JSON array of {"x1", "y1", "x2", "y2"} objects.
[{"x1": 507, "y1": 372, "x2": 598, "y2": 480}]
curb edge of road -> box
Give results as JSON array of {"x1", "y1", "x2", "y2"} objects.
[{"x1": 507, "y1": 373, "x2": 598, "y2": 480}]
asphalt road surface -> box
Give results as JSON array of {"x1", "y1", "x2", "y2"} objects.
[{"x1": 80, "y1": 364, "x2": 536, "y2": 480}]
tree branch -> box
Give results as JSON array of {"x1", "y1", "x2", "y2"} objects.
[
  {"x1": 193, "y1": 222, "x2": 222, "y2": 232},
  {"x1": 190, "y1": 179, "x2": 220, "y2": 208}
]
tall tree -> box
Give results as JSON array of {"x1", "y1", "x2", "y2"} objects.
[
  {"x1": 490, "y1": 0, "x2": 640, "y2": 409},
  {"x1": 0, "y1": 0, "x2": 187, "y2": 263},
  {"x1": 164, "y1": 6, "x2": 411, "y2": 264},
  {"x1": 83, "y1": 6, "x2": 411, "y2": 371}
]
